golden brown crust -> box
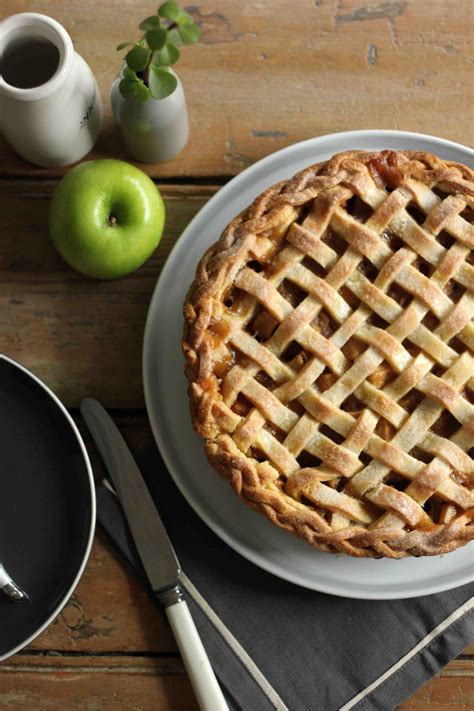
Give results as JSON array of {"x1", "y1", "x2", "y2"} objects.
[{"x1": 182, "y1": 149, "x2": 474, "y2": 558}]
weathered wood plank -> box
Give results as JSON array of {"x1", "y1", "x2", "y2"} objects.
[
  {"x1": 0, "y1": 181, "x2": 215, "y2": 407},
  {"x1": 28, "y1": 530, "x2": 177, "y2": 654},
  {"x1": 398, "y1": 676, "x2": 474, "y2": 711},
  {"x1": 0, "y1": 181, "x2": 214, "y2": 279},
  {"x1": 1, "y1": 0, "x2": 472, "y2": 178},
  {"x1": 0, "y1": 654, "x2": 472, "y2": 710},
  {"x1": 397, "y1": 673, "x2": 474, "y2": 710},
  {"x1": 0, "y1": 655, "x2": 196, "y2": 710}
]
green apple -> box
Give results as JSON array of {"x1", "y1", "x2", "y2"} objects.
[{"x1": 49, "y1": 159, "x2": 165, "y2": 279}]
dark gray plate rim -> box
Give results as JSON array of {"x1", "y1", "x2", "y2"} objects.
[{"x1": 0, "y1": 354, "x2": 96, "y2": 661}]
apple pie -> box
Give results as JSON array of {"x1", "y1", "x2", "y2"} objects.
[{"x1": 183, "y1": 150, "x2": 474, "y2": 558}]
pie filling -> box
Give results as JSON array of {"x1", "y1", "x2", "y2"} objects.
[{"x1": 184, "y1": 150, "x2": 474, "y2": 557}]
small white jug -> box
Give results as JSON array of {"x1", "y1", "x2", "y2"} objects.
[
  {"x1": 110, "y1": 68, "x2": 189, "y2": 164},
  {"x1": 0, "y1": 13, "x2": 103, "y2": 167}
]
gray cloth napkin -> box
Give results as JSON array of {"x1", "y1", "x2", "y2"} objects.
[{"x1": 95, "y1": 440, "x2": 474, "y2": 711}]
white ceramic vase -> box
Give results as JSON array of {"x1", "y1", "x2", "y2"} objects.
[
  {"x1": 110, "y1": 68, "x2": 189, "y2": 164},
  {"x1": 0, "y1": 13, "x2": 103, "y2": 167}
]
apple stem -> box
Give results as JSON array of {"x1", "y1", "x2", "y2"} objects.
[{"x1": 108, "y1": 215, "x2": 118, "y2": 226}]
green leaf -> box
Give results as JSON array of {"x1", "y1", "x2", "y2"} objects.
[
  {"x1": 167, "y1": 28, "x2": 182, "y2": 45},
  {"x1": 178, "y1": 23, "x2": 201, "y2": 44},
  {"x1": 125, "y1": 45, "x2": 151, "y2": 71},
  {"x1": 152, "y1": 42, "x2": 180, "y2": 66},
  {"x1": 119, "y1": 78, "x2": 138, "y2": 99},
  {"x1": 158, "y1": 1, "x2": 179, "y2": 20},
  {"x1": 146, "y1": 27, "x2": 168, "y2": 50},
  {"x1": 123, "y1": 66, "x2": 137, "y2": 80},
  {"x1": 135, "y1": 81, "x2": 150, "y2": 102},
  {"x1": 177, "y1": 10, "x2": 194, "y2": 25},
  {"x1": 116, "y1": 41, "x2": 134, "y2": 51},
  {"x1": 139, "y1": 15, "x2": 160, "y2": 31},
  {"x1": 148, "y1": 65, "x2": 178, "y2": 99}
]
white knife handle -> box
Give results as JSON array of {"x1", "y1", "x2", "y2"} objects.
[{"x1": 166, "y1": 600, "x2": 228, "y2": 711}]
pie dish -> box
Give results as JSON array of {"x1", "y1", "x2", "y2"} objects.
[{"x1": 183, "y1": 149, "x2": 474, "y2": 559}]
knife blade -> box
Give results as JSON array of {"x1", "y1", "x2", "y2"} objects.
[
  {"x1": 80, "y1": 398, "x2": 180, "y2": 595},
  {"x1": 80, "y1": 398, "x2": 228, "y2": 711}
]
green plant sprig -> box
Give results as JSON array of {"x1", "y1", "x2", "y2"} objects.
[{"x1": 116, "y1": 1, "x2": 201, "y2": 102}]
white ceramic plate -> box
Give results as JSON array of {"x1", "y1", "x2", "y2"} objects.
[{"x1": 143, "y1": 130, "x2": 474, "y2": 599}]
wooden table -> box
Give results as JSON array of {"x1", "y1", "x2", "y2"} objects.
[{"x1": 1, "y1": 1, "x2": 473, "y2": 708}]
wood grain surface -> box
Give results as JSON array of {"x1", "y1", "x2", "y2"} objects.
[
  {"x1": 0, "y1": 0, "x2": 473, "y2": 708},
  {"x1": 1, "y1": 0, "x2": 473, "y2": 178},
  {"x1": 0, "y1": 181, "x2": 213, "y2": 407}
]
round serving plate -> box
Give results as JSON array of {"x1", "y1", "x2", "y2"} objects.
[
  {"x1": 0, "y1": 355, "x2": 95, "y2": 659},
  {"x1": 143, "y1": 130, "x2": 474, "y2": 599}
]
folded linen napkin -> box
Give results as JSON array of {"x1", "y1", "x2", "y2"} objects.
[{"x1": 96, "y1": 439, "x2": 473, "y2": 711}]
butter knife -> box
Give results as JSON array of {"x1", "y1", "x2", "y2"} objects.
[
  {"x1": 0, "y1": 563, "x2": 27, "y2": 601},
  {"x1": 80, "y1": 398, "x2": 228, "y2": 711}
]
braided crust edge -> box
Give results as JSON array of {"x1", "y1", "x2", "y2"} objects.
[{"x1": 182, "y1": 150, "x2": 474, "y2": 559}]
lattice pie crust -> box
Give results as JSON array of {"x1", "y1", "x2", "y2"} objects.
[{"x1": 183, "y1": 150, "x2": 474, "y2": 558}]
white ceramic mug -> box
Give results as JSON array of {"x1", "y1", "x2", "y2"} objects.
[{"x1": 0, "y1": 13, "x2": 103, "y2": 167}]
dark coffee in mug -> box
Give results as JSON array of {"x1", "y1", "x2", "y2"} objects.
[{"x1": 1, "y1": 37, "x2": 60, "y2": 89}]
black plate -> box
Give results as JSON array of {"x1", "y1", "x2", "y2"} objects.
[{"x1": 0, "y1": 355, "x2": 95, "y2": 659}]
